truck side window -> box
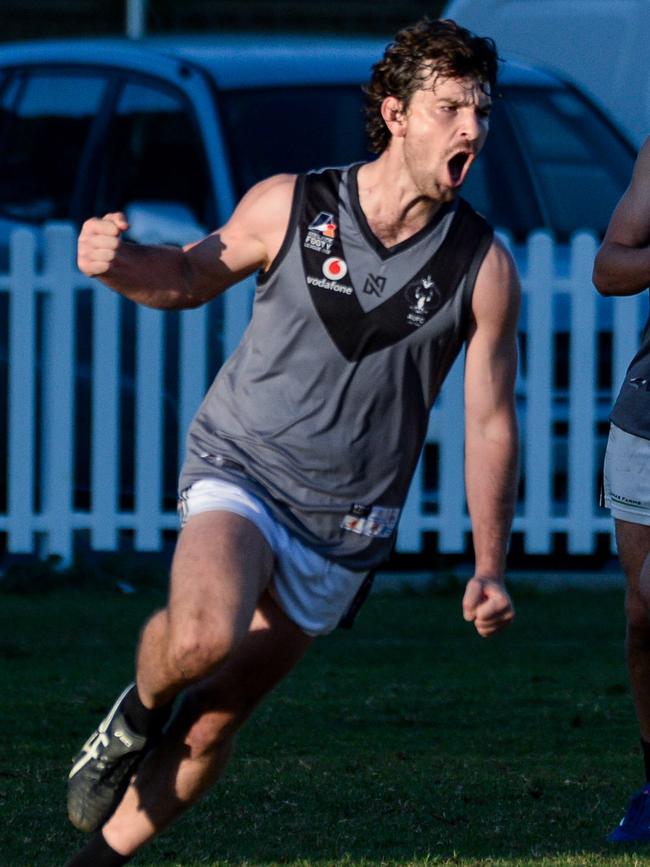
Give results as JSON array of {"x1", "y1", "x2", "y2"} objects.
[
  {"x1": 219, "y1": 86, "x2": 370, "y2": 198},
  {"x1": 95, "y1": 79, "x2": 211, "y2": 233},
  {"x1": 506, "y1": 87, "x2": 632, "y2": 238},
  {"x1": 0, "y1": 72, "x2": 107, "y2": 222}
]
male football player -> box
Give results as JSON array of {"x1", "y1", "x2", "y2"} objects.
[{"x1": 66, "y1": 19, "x2": 519, "y2": 865}]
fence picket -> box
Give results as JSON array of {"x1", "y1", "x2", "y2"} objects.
[
  {"x1": 396, "y1": 450, "x2": 425, "y2": 553},
  {"x1": 6, "y1": 229, "x2": 37, "y2": 553},
  {"x1": 134, "y1": 304, "x2": 164, "y2": 550},
  {"x1": 524, "y1": 231, "x2": 554, "y2": 552},
  {"x1": 91, "y1": 281, "x2": 121, "y2": 550},
  {"x1": 437, "y1": 355, "x2": 467, "y2": 552},
  {"x1": 567, "y1": 232, "x2": 598, "y2": 553},
  {"x1": 179, "y1": 306, "x2": 208, "y2": 468},
  {"x1": 41, "y1": 224, "x2": 77, "y2": 561}
]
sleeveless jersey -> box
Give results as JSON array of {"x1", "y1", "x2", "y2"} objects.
[
  {"x1": 179, "y1": 164, "x2": 494, "y2": 569},
  {"x1": 610, "y1": 296, "x2": 650, "y2": 439}
]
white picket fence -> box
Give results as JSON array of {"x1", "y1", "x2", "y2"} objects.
[{"x1": 0, "y1": 223, "x2": 645, "y2": 564}]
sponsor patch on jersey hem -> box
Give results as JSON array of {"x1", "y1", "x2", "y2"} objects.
[{"x1": 341, "y1": 505, "x2": 400, "y2": 538}]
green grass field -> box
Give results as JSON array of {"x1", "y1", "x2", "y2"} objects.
[{"x1": 2, "y1": 575, "x2": 650, "y2": 866}]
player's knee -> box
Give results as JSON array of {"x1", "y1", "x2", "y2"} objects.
[{"x1": 168, "y1": 626, "x2": 237, "y2": 682}]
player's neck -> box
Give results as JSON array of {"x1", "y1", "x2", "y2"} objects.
[{"x1": 357, "y1": 156, "x2": 445, "y2": 248}]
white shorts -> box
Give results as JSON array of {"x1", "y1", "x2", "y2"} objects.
[
  {"x1": 603, "y1": 423, "x2": 650, "y2": 525},
  {"x1": 177, "y1": 478, "x2": 369, "y2": 636}
]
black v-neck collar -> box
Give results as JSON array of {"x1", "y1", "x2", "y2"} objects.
[
  {"x1": 348, "y1": 163, "x2": 454, "y2": 260},
  {"x1": 299, "y1": 168, "x2": 492, "y2": 362}
]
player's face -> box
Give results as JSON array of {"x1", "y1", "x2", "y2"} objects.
[{"x1": 400, "y1": 75, "x2": 492, "y2": 202}]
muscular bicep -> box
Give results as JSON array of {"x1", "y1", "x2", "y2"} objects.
[
  {"x1": 181, "y1": 174, "x2": 296, "y2": 304},
  {"x1": 181, "y1": 225, "x2": 265, "y2": 303},
  {"x1": 464, "y1": 238, "x2": 520, "y2": 425},
  {"x1": 602, "y1": 138, "x2": 650, "y2": 248},
  {"x1": 593, "y1": 139, "x2": 650, "y2": 296}
]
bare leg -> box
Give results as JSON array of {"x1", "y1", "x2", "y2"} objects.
[
  {"x1": 103, "y1": 590, "x2": 312, "y2": 856},
  {"x1": 67, "y1": 507, "x2": 312, "y2": 860},
  {"x1": 616, "y1": 519, "x2": 650, "y2": 742},
  {"x1": 134, "y1": 509, "x2": 275, "y2": 708}
]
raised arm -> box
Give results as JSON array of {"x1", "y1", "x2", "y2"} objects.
[
  {"x1": 77, "y1": 174, "x2": 297, "y2": 309},
  {"x1": 593, "y1": 137, "x2": 650, "y2": 296},
  {"x1": 462, "y1": 237, "x2": 520, "y2": 637}
]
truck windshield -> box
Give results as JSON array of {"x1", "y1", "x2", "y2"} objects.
[
  {"x1": 218, "y1": 81, "x2": 634, "y2": 241},
  {"x1": 504, "y1": 86, "x2": 634, "y2": 238},
  {"x1": 218, "y1": 85, "x2": 371, "y2": 197}
]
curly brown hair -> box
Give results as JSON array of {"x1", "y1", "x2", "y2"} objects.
[{"x1": 365, "y1": 18, "x2": 499, "y2": 154}]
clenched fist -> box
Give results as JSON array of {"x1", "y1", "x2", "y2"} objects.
[
  {"x1": 77, "y1": 212, "x2": 129, "y2": 277},
  {"x1": 462, "y1": 575, "x2": 515, "y2": 637}
]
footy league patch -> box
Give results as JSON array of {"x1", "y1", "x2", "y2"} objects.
[
  {"x1": 304, "y1": 210, "x2": 337, "y2": 254},
  {"x1": 341, "y1": 504, "x2": 400, "y2": 538}
]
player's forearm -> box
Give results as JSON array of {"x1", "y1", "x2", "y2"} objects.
[
  {"x1": 592, "y1": 242, "x2": 650, "y2": 297},
  {"x1": 465, "y1": 414, "x2": 519, "y2": 579},
  {"x1": 98, "y1": 242, "x2": 205, "y2": 310}
]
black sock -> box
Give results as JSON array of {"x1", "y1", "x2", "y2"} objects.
[
  {"x1": 641, "y1": 737, "x2": 650, "y2": 782},
  {"x1": 65, "y1": 832, "x2": 131, "y2": 866},
  {"x1": 122, "y1": 683, "x2": 172, "y2": 738}
]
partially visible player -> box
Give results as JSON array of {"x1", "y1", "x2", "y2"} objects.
[
  {"x1": 593, "y1": 137, "x2": 650, "y2": 842},
  {"x1": 64, "y1": 19, "x2": 519, "y2": 866}
]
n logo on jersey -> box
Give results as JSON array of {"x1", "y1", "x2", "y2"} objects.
[{"x1": 363, "y1": 274, "x2": 386, "y2": 297}]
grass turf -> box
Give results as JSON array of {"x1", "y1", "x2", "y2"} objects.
[{"x1": 0, "y1": 577, "x2": 648, "y2": 866}]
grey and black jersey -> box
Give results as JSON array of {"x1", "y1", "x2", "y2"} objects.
[{"x1": 180, "y1": 164, "x2": 494, "y2": 569}]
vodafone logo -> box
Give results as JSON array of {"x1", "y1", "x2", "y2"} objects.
[{"x1": 322, "y1": 257, "x2": 348, "y2": 281}]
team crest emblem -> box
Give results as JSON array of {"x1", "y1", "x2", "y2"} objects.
[{"x1": 405, "y1": 275, "x2": 440, "y2": 326}]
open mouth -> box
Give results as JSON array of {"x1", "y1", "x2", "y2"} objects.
[{"x1": 448, "y1": 151, "x2": 471, "y2": 186}]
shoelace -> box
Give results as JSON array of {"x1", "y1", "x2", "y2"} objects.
[{"x1": 69, "y1": 730, "x2": 110, "y2": 777}]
